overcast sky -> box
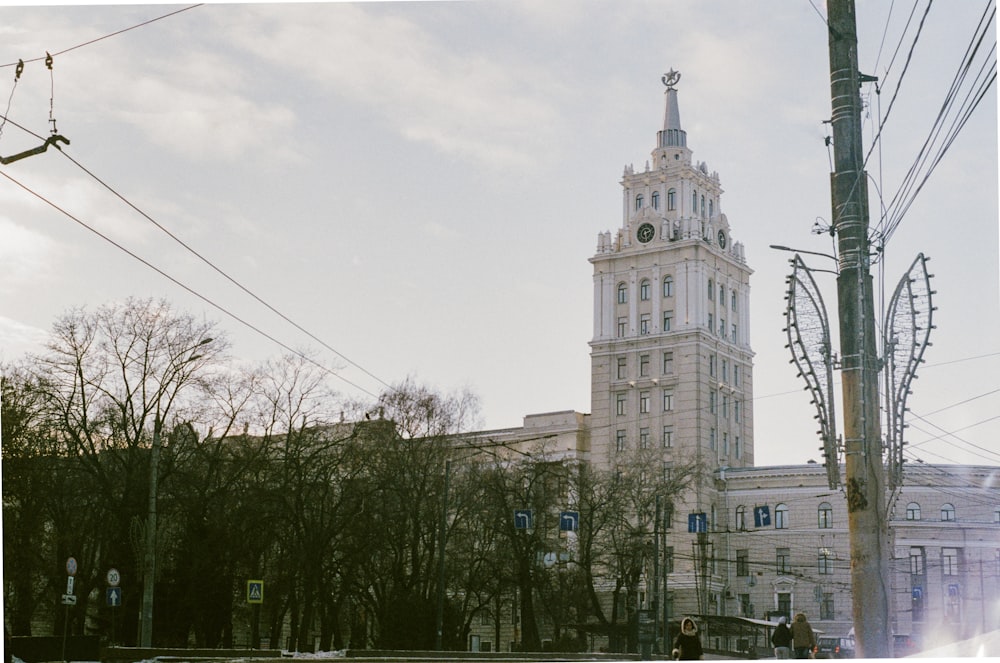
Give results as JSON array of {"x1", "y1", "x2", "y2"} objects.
[{"x1": 0, "y1": 1, "x2": 996, "y2": 468}]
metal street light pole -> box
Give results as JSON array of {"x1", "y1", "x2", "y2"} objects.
[{"x1": 139, "y1": 338, "x2": 212, "y2": 648}]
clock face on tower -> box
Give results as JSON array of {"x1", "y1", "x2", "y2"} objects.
[
  {"x1": 718, "y1": 230, "x2": 727, "y2": 248},
  {"x1": 637, "y1": 223, "x2": 656, "y2": 244}
]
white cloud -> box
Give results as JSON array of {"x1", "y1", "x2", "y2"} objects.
[
  {"x1": 0, "y1": 216, "x2": 60, "y2": 292},
  {"x1": 226, "y1": 4, "x2": 566, "y2": 171}
]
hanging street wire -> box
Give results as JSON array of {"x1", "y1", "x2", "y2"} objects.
[
  {"x1": 0, "y1": 5, "x2": 203, "y2": 71},
  {"x1": 0, "y1": 167, "x2": 380, "y2": 400}
]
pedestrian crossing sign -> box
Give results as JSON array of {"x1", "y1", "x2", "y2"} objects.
[{"x1": 247, "y1": 580, "x2": 264, "y2": 604}]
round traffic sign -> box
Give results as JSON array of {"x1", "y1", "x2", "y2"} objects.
[
  {"x1": 66, "y1": 557, "x2": 77, "y2": 576},
  {"x1": 106, "y1": 568, "x2": 121, "y2": 587}
]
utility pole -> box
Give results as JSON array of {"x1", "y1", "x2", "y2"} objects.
[{"x1": 826, "y1": 1, "x2": 891, "y2": 657}]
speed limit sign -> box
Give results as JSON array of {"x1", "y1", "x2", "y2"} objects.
[{"x1": 106, "y1": 568, "x2": 121, "y2": 587}]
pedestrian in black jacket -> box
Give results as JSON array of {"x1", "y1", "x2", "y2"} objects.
[
  {"x1": 771, "y1": 616, "x2": 793, "y2": 659},
  {"x1": 672, "y1": 617, "x2": 703, "y2": 660}
]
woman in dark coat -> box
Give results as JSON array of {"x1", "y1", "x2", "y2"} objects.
[{"x1": 672, "y1": 617, "x2": 703, "y2": 660}]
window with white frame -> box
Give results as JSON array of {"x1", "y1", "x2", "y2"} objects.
[
  {"x1": 820, "y1": 593, "x2": 835, "y2": 620},
  {"x1": 663, "y1": 390, "x2": 674, "y2": 412},
  {"x1": 663, "y1": 310, "x2": 673, "y2": 331},
  {"x1": 942, "y1": 548, "x2": 959, "y2": 575},
  {"x1": 617, "y1": 317, "x2": 627, "y2": 337},
  {"x1": 617, "y1": 356, "x2": 627, "y2": 379},
  {"x1": 616, "y1": 393, "x2": 626, "y2": 416},
  {"x1": 640, "y1": 279, "x2": 650, "y2": 301},
  {"x1": 639, "y1": 391, "x2": 650, "y2": 414},
  {"x1": 640, "y1": 313, "x2": 650, "y2": 335},
  {"x1": 663, "y1": 352, "x2": 674, "y2": 374},
  {"x1": 909, "y1": 547, "x2": 925, "y2": 575},
  {"x1": 775, "y1": 503, "x2": 789, "y2": 529},
  {"x1": 616, "y1": 429, "x2": 626, "y2": 452},
  {"x1": 662, "y1": 426, "x2": 673, "y2": 448},
  {"x1": 708, "y1": 279, "x2": 714, "y2": 300},
  {"x1": 776, "y1": 548, "x2": 791, "y2": 575},
  {"x1": 667, "y1": 189, "x2": 676, "y2": 211},
  {"x1": 635, "y1": 194, "x2": 644, "y2": 210},
  {"x1": 639, "y1": 427, "x2": 649, "y2": 449},
  {"x1": 941, "y1": 503, "x2": 956, "y2": 522},
  {"x1": 708, "y1": 312, "x2": 714, "y2": 333},
  {"x1": 735, "y1": 505, "x2": 747, "y2": 531},
  {"x1": 709, "y1": 428, "x2": 716, "y2": 451},
  {"x1": 818, "y1": 502, "x2": 833, "y2": 529},
  {"x1": 639, "y1": 354, "x2": 649, "y2": 377},
  {"x1": 618, "y1": 282, "x2": 628, "y2": 304},
  {"x1": 735, "y1": 435, "x2": 742, "y2": 459},
  {"x1": 652, "y1": 191, "x2": 660, "y2": 210},
  {"x1": 906, "y1": 502, "x2": 921, "y2": 521},
  {"x1": 818, "y1": 548, "x2": 834, "y2": 575},
  {"x1": 663, "y1": 275, "x2": 674, "y2": 297}
]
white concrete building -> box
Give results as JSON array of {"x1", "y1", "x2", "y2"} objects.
[{"x1": 463, "y1": 73, "x2": 1000, "y2": 655}]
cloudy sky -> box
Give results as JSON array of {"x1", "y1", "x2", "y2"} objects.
[{"x1": 0, "y1": 1, "x2": 996, "y2": 468}]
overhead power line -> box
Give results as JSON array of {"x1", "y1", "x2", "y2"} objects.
[
  {"x1": 0, "y1": 5, "x2": 204, "y2": 70},
  {"x1": 0, "y1": 167, "x2": 380, "y2": 400}
]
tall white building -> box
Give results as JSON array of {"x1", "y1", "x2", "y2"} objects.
[
  {"x1": 462, "y1": 72, "x2": 999, "y2": 656},
  {"x1": 589, "y1": 70, "x2": 754, "y2": 475}
]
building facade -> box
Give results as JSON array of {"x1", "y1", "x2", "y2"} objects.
[{"x1": 464, "y1": 73, "x2": 1000, "y2": 655}]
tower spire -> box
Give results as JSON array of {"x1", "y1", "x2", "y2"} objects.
[{"x1": 659, "y1": 69, "x2": 686, "y2": 148}]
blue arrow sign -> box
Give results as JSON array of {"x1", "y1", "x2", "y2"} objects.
[
  {"x1": 513, "y1": 509, "x2": 533, "y2": 530},
  {"x1": 559, "y1": 511, "x2": 579, "y2": 532},
  {"x1": 754, "y1": 505, "x2": 771, "y2": 528},
  {"x1": 688, "y1": 512, "x2": 707, "y2": 533},
  {"x1": 106, "y1": 587, "x2": 122, "y2": 607}
]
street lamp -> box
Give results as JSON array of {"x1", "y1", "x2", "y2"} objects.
[{"x1": 139, "y1": 337, "x2": 212, "y2": 647}]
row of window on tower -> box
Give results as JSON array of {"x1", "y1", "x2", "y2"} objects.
[
  {"x1": 616, "y1": 276, "x2": 739, "y2": 310},
  {"x1": 615, "y1": 352, "x2": 743, "y2": 386},
  {"x1": 634, "y1": 188, "x2": 715, "y2": 219}
]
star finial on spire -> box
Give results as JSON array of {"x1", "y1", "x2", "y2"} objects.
[{"x1": 662, "y1": 69, "x2": 681, "y2": 90}]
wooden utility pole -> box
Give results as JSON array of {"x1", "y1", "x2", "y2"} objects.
[{"x1": 826, "y1": 1, "x2": 892, "y2": 657}]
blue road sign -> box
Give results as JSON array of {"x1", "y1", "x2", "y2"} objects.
[
  {"x1": 106, "y1": 587, "x2": 122, "y2": 607},
  {"x1": 247, "y1": 580, "x2": 264, "y2": 604},
  {"x1": 688, "y1": 512, "x2": 707, "y2": 533},
  {"x1": 754, "y1": 505, "x2": 771, "y2": 528},
  {"x1": 513, "y1": 509, "x2": 533, "y2": 530},
  {"x1": 559, "y1": 511, "x2": 579, "y2": 532}
]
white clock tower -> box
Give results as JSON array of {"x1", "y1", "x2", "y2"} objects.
[{"x1": 589, "y1": 70, "x2": 755, "y2": 509}]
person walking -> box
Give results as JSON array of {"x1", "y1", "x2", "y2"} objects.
[
  {"x1": 672, "y1": 617, "x2": 704, "y2": 660},
  {"x1": 771, "y1": 615, "x2": 793, "y2": 659},
  {"x1": 789, "y1": 612, "x2": 816, "y2": 659}
]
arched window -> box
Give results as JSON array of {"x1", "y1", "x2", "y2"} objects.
[
  {"x1": 667, "y1": 188, "x2": 676, "y2": 211},
  {"x1": 640, "y1": 279, "x2": 651, "y2": 301},
  {"x1": 735, "y1": 505, "x2": 747, "y2": 531},
  {"x1": 617, "y1": 283, "x2": 628, "y2": 304},
  {"x1": 941, "y1": 503, "x2": 956, "y2": 522},
  {"x1": 709, "y1": 199, "x2": 714, "y2": 218},
  {"x1": 700, "y1": 195, "x2": 706, "y2": 218},
  {"x1": 818, "y1": 502, "x2": 833, "y2": 529},
  {"x1": 692, "y1": 190, "x2": 697, "y2": 213},
  {"x1": 635, "y1": 194, "x2": 644, "y2": 210},
  {"x1": 775, "y1": 503, "x2": 789, "y2": 529},
  {"x1": 652, "y1": 191, "x2": 660, "y2": 210},
  {"x1": 906, "y1": 502, "x2": 921, "y2": 521},
  {"x1": 708, "y1": 279, "x2": 714, "y2": 300},
  {"x1": 663, "y1": 276, "x2": 674, "y2": 297}
]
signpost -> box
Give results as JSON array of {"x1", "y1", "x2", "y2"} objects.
[
  {"x1": 62, "y1": 557, "x2": 77, "y2": 663},
  {"x1": 247, "y1": 580, "x2": 264, "y2": 604},
  {"x1": 513, "y1": 509, "x2": 533, "y2": 530}
]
